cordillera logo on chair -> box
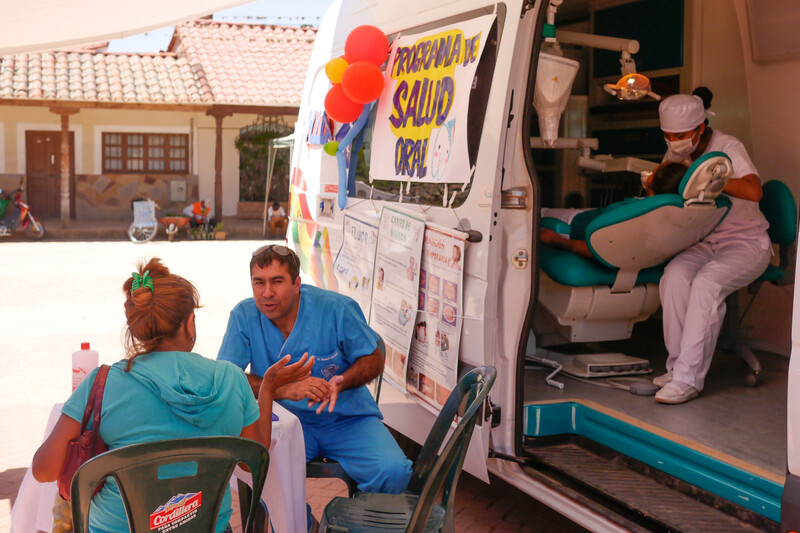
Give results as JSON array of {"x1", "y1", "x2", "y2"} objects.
[{"x1": 149, "y1": 492, "x2": 202, "y2": 531}]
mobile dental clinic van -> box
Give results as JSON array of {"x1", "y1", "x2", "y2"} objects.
[{"x1": 288, "y1": 0, "x2": 800, "y2": 530}]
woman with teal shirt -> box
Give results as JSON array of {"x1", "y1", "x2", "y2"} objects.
[{"x1": 32, "y1": 257, "x2": 313, "y2": 533}]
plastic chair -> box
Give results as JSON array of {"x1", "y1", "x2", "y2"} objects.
[
  {"x1": 721, "y1": 179, "x2": 798, "y2": 385},
  {"x1": 319, "y1": 365, "x2": 497, "y2": 533},
  {"x1": 71, "y1": 436, "x2": 269, "y2": 533},
  {"x1": 305, "y1": 335, "x2": 386, "y2": 497}
]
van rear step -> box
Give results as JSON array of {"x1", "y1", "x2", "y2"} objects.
[{"x1": 523, "y1": 436, "x2": 778, "y2": 533}]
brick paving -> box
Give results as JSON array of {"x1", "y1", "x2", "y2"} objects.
[{"x1": 231, "y1": 474, "x2": 589, "y2": 533}]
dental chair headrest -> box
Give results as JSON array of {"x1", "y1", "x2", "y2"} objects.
[{"x1": 679, "y1": 151, "x2": 732, "y2": 204}]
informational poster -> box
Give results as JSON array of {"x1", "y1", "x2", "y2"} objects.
[
  {"x1": 369, "y1": 14, "x2": 495, "y2": 184},
  {"x1": 407, "y1": 225, "x2": 465, "y2": 408},
  {"x1": 333, "y1": 215, "x2": 378, "y2": 316},
  {"x1": 369, "y1": 206, "x2": 426, "y2": 388}
]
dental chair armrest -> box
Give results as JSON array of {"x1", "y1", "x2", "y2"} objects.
[{"x1": 541, "y1": 216, "x2": 571, "y2": 235}]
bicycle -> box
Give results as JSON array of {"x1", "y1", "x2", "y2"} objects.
[{"x1": 128, "y1": 199, "x2": 158, "y2": 243}]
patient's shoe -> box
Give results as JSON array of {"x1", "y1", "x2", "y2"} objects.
[
  {"x1": 655, "y1": 381, "x2": 698, "y2": 404},
  {"x1": 653, "y1": 371, "x2": 673, "y2": 388}
]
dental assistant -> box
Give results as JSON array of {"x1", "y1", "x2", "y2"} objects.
[{"x1": 654, "y1": 89, "x2": 770, "y2": 404}]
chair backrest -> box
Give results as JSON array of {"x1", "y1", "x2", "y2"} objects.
[
  {"x1": 582, "y1": 153, "x2": 734, "y2": 293},
  {"x1": 405, "y1": 366, "x2": 497, "y2": 533},
  {"x1": 71, "y1": 436, "x2": 269, "y2": 533},
  {"x1": 760, "y1": 180, "x2": 798, "y2": 246}
]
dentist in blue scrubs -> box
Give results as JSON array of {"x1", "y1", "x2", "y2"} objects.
[{"x1": 218, "y1": 244, "x2": 412, "y2": 531}]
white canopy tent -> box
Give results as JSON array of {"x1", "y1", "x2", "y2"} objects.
[
  {"x1": 263, "y1": 133, "x2": 294, "y2": 237},
  {"x1": 0, "y1": 0, "x2": 255, "y2": 56}
]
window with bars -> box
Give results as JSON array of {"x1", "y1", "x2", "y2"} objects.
[{"x1": 102, "y1": 133, "x2": 189, "y2": 173}]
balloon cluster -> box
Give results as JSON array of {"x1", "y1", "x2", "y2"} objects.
[{"x1": 323, "y1": 25, "x2": 389, "y2": 128}]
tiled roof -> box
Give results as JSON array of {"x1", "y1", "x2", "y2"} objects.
[
  {"x1": 0, "y1": 51, "x2": 210, "y2": 104},
  {"x1": 171, "y1": 20, "x2": 316, "y2": 106},
  {"x1": 0, "y1": 20, "x2": 316, "y2": 107}
]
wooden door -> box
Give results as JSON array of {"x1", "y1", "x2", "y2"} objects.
[{"x1": 25, "y1": 131, "x2": 75, "y2": 218}]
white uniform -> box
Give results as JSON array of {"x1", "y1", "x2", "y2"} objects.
[{"x1": 659, "y1": 129, "x2": 771, "y2": 391}]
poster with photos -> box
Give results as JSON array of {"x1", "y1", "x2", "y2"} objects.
[
  {"x1": 333, "y1": 215, "x2": 378, "y2": 316},
  {"x1": 368, "y1": 206, "x2": 426, "y2": 389},
  {"x1": 407, "y1": 224, "x2": 465, "y2": 408}
]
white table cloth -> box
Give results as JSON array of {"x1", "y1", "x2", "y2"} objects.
[{"x1": 11, "y1": 402, "x2": 307, "y2": 533}]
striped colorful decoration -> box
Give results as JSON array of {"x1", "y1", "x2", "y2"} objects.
[{"x1": 289, "y1": 167, "x2": 338, "y2": 291}]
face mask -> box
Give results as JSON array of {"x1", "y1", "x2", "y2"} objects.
[{"x1": 666, "y1": 133, "x2": 699, "y2": 158}]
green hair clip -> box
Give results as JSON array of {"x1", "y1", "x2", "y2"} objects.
[{"x1": 131, "y1": 269, "x2": 154, "y2": 293}]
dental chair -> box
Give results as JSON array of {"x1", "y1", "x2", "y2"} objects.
[
  {"x1": 531, "y1": 152, "x2": 734, "y2": 378},
  {"x1": 720, "y1": 179, "x2": 797, "y2": 386}
]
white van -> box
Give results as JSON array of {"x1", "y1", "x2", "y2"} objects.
[{"x1": 288, "y1": 0, "x2": 800, "y2": 530}]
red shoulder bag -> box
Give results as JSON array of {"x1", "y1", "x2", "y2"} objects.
[{"x1": 57, "y1": 364, "x2": 110, "y2": 501}]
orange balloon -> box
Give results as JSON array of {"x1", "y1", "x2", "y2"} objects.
[
  {"x1": 325, "y1": 56, "x2": 349, "y2": 84},
  {"x1": 325, "y1": 85, "x2": 364, "y2": 123},
  {"x1": 344, "y1": 25, "x2": 389, "y2": 66},
  {"x1": 342, "y1": 61, "x2": 385, "y2": 104}
]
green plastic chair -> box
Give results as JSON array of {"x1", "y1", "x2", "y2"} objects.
[
  {"x1": 305, "y1": 335, "x2": 387, "y2": 497},
  {"x1": 319, "y1": 365, "x2": 497, "y2": 533},
  {"x1": 71, "y1": 436, "x2": 269, "y2": 533},
  {"x1": 722, "y1": 179, "x2": 798, "y2": 385}
]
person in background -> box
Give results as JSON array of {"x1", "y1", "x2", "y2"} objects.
[
  {"x1": 184, "y1": 198, "x2": 216, "y2": 230},
  {"x1": 653, "y1": 87, "x2": 770, "y2": 404},
  {"x1": 268, "y1": 201, "x2": 288, "y2": 238},
  {"x1": 218, "y1": 244, "x2": 413, "y2": 532},
  {"x1": 31, "y1": 257, "x2": 313, "y2": 533}
]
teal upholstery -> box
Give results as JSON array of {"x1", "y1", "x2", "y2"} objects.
[
  {"x1": 756, "y1": 180, "x2": 797, "y2": 282},
  {"x1": 540, "y1": 243, "x2": 664, "y2": 287},
  {"x1": 541, "y1": 216, "x2": 571, "y2": 235},
  {"x1": 760, "y1": 180, "x2": 797, "y2": 246},
  {"x1": 539, "y1": 194, "x2": 732, "y2": 287}
]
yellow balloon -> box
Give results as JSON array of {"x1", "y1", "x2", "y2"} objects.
[{"x1": 325, "y1": 57, "x2": 349, "y2": 84}]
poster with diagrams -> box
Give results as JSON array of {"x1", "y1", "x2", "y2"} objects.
[
  {"x1": 407, "y1": 224, "x2": 465, "y2": 408},
  {"x1": 369, "y1": 206, "x2": 426, "y2": 389},
  {"x1": 333, "y1": 215, "x2": 379, "y2": 316}
]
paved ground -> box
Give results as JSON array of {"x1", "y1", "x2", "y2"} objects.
[{"x1": 0, "y1": 240, "x2": 588, "y2": 533}]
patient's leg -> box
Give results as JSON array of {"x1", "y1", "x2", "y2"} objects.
[
  {"x1": 540, "y1": 207, "x2": 591, "y2": 225},
  {"x1": 667, "y1": 240, "x2": 770, "y2": 391}
]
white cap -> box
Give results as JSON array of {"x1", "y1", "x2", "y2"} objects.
[
  {"x1": 659, "y1": 94, "x2": 706, "y2": 132},
  {"x1": 202, "y1": 198, "x2": 211, "y2": 205}
]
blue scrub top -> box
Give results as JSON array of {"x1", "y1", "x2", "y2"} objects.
[{"x1": 218, "y1": 284, "x2": 382, "y2": 418}]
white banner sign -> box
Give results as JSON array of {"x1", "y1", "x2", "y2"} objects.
[
  {"x1": 369, "y1": 14, "x2": 495, "y2": 184},
  {"x1": 369, "y1": 207, "x2": 426, "y2": 388},
  {"x1": 407, "y1": 225, "x2": 465, "y2": 408},
  {"x1": 333, "y1": 215, "x2": 378, "y2": 316}
]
